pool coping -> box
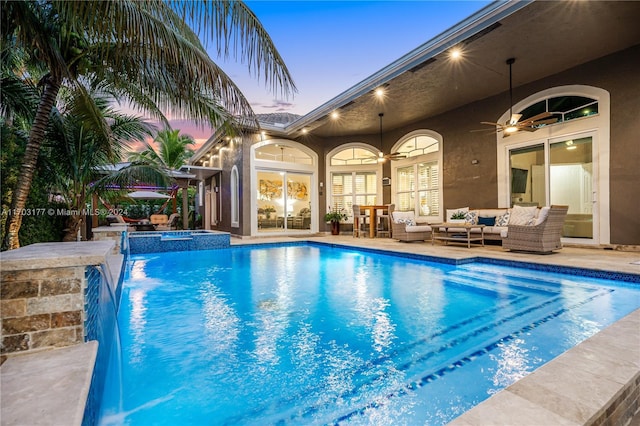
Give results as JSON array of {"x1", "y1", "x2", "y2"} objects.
[{"x1": 0, "y1": 341, "x2": 98, "y2": 426}]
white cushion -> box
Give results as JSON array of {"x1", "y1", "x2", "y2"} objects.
[
  {"x1": 446, "y1": 207, "x2": 469, "y2": 221},
  {"x1": 534, "y1": 206, "x2": 551, "y2": 225},
  {"x1": 510, "y1": 205, "x2": 538, "y2": 225},
  {"x1": 476, "y1": 209, "x2": 508, "y2": 218},
  {"x1": 406, "y1": 225, "x2": 432, "y2": 233},
  {"x1": 500, "y1": 228, "x2": 509, "y2": 238},
  {"x1": 484, "y1": 226, "x2": 506, "y2": 234},
  {"x1": 392, "y1": 211, "x2": 416, "y2": 226}
]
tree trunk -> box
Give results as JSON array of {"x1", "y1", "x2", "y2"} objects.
[
  {"x1": 63, "y1": 215, "x2": 83, "y2": 242},
  {"x1": 5, "y1": 76, "x2": 61, "y2": 249}
]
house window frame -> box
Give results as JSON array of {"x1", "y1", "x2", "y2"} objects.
[
  {"x1": 250, "y1": 139, "x2": 318, "y2": 236},
  {"x1": 326, "y1": 143, "x2": 382, "y2": 220},
  {"x1": 230, "y1": 165, "x2": 239, "y2": 228},
  {"x1": 391, "y1": 130, "x2": 443, "y2": 222},
  {"x1": 496, "y1": 85, "x2": 610, "y2": 245}
]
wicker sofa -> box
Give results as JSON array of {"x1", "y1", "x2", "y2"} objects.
[
  {"x1": 391, "y1": 211, "x2": 432, "y2": 242},
  {"x1": 503, "y1": 205, "x2": 569, "y2": 253},
  {"x1": 444, "y1": 207, "x2": 510, "y2": 241}
]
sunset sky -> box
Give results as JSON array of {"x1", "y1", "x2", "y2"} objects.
[{"x1": 163, "y1": 1, "x2": 492, "y2": 150}]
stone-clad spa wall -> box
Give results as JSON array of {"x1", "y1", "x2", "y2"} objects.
[
  {"x1": 0, "y1": 241, "x2": 114, "y2": 364},
  {"x1": 1, "y1": 265, "x2": 86, "y2": 361}
]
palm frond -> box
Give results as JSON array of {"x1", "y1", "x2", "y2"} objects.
[
  {"x1": 0, "y1": 75, "x2": 38, "y2": 121},
  {"x1": 56, "y1": 0, "x2": 295, "y2": 124},
  {"x1": 92, "y1": 160, "x2": 174, "y2": 194}
]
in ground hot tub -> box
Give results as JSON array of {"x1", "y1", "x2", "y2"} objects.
[{"x1": 128, "y1": 230, "x2": 230, "y2": 254}]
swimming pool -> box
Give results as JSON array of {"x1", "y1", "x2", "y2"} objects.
[{"x1": 97, "y1": 243, "x2": 640, "y2": 425}]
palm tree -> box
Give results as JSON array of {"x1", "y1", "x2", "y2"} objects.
[
  {"x1": 127, "y1": 128, "x2": 196, "y2": 217},
  {"x1": 46, "y1": 88, "x2": 155, "y2": 241},
  {"x1": 129, "y1": 129, "x2": 195, "y2": 172},
  {"x1": 2, "y1": 0, "x2": 295, "y2": 249}
]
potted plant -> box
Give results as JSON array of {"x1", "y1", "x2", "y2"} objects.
[
  {"x1": 324, "y1": 207, "x2": 347, "y2": 235},
  {"x1": 449, "y1": 210, "x2": 467, "y2": 224},
  {"x1": 258, "y1": 205, "x2": 276, "y2": 219}
]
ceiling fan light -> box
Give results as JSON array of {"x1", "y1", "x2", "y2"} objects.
[{"x1": 504, "y1": 126, "x2": 519, "y2": 133}]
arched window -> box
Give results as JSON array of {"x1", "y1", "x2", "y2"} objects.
[
  {"x1": 230, "y1": 166, "x2": 239, "y2": 227},
  {"x1": 255, "y1": 143, "x2": 312, "y2": 165},
  {"x1": 518, "y1": 95, "x2": 598, "y2": 126},
  {"x1": 391, "y1": 131, "x2": 442, "y2": 220},
  {"x1": 395, "y1": 134, "x2": 439, "y2": 157},
  {"x1": 327, "y1": 143, "x2": 381, "y2": 217}
]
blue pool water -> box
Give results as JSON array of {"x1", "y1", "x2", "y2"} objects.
[{"x1": 97, "y1": 243, "x2": 640, "y2": 425}]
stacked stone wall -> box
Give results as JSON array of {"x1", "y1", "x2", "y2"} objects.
[{"x1": 1, "y1": 266, "x2": 85, "y2": 364}]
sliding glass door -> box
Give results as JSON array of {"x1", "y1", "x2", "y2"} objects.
[
  {"x1": 508, "y1": 133, "x2": 595, "y2": 241},
  {"x1": 549, "y1": 136, "x2": 593, "y2": 239},
  {"x1": 256, "y1": 170, "x2": 311, "y2": 233}
]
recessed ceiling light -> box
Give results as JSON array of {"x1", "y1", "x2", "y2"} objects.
[
  {"x1": 450, "y1": 48, "x2": 462, "y2": 60},
  {"x1": 331, "y1": 111, "x2": 339, "y2": 119}
]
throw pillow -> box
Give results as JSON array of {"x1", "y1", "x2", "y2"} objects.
[
  {"x1": 396, "y1": 217, "x2": 416, "y2": 226},
  {"x1": 392, "y1": 211, "x2": 416, "y2": 226},
  {"x1": 495, "y1": 210, "x2": 511, "y2": 227},
  {"x1": 477, "y1": 216, "x2": 496, "y2": 226},
  {"x1": 465, "y1": 211, "x2": 478, "y2": 225},
  {"x1": 509, "y1": 205, "x2": 538, "y2": 226},
  {"x1": 534, "y1": 206, "x2": 551, "y2": 226},
  {"x1": 446, "y1": 207, "x2": 469, "y2": 221}
]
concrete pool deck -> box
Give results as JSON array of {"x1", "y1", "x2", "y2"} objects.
[{"x1": 1, "y1": 236, "x2": 638, "y2": 425}]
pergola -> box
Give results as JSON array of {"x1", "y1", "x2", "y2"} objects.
[{"x1": 91, "y1": 163, "x2": 220, "y2": 230}]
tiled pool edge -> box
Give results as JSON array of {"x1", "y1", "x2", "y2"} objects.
[
  {"x1": 304, "y1": 241, "x2": 640, "y2": 282},
  {"x1": 128, "y1": 230, "x2": 230, "y2": 253},
  {"x1": 447, "y1": 309, "x2": 640, "y2": 426}
]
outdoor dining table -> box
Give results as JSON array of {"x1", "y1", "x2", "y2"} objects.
[{"x1": 359, "y1": 205, "x2": 390, "y2": 238}]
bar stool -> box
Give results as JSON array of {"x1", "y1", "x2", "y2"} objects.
[
  {"x1": 376, "y1": 204, "x2": 394, "y2": 238},
  {"x1": 352, "y1": 205, "x2": 368, "y2": 237}
]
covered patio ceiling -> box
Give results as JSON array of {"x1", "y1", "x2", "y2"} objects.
[{"x1": 282, "y1": 1, "x2": 640, "y2": 138}]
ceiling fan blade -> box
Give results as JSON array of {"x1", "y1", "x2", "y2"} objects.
[
  {"x1": 480, "y1": 121, "x2": 503, "y2": 127},
  {"x1": 529, "y1": 118, "x2": 558, "y2": 126},
  {"x1": 386, "y1": 153, "x2": 406, "y2": 160},
  {"x1": 509, "y1": 113, "x2": 522, "y2": 125},
  {"x1": 520, "y1": 111, "x2": 552, "y2": 123}
]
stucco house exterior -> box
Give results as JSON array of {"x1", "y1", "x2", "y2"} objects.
[{"x1": 187, "y1": 0, "x2": 640, "y2": 248}]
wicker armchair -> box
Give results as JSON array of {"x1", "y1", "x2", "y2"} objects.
[
  {"x1": 503, "y1": 205, "x2": 568, "y2": 253},
  {"x1": 391, "y1": 211, "x2": 432, "y2": 242}
]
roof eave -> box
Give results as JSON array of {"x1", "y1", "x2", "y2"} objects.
[{"x1": 284, "y1": 0, "x2": 532, "y2": 135}]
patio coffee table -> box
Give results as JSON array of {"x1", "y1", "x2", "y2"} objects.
[{"x1": 431, "y1": 223, "x2": 485, "y2": 248}]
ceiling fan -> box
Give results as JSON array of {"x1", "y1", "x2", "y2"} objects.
[
  {"x1": 474, "y1": 58, "x2": 557, "y2": 136},
  {"x1": 373, "y1": 113, "x2": 406, "y2": 162}
]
